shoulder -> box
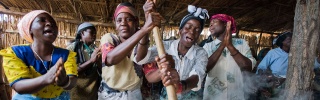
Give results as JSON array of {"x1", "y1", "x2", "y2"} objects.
[
  {"x1": 194, "y1": 45, "x2": 208, "y2": 55},
  {"x1": 9, "y1": 44, "x2": 31, "y2": 58},
  {"x1": 232, "y1": 38, "x2": 247, "y2": 45},
  {"x1": 100, "y1": 33, "x2": 119, "y2": 46},
  {"x1": 66, "y1": 42, "x2": 77, "y2": 50},
  {"x1": 54, "y1": 47, "x2": 75, "y2": 61}
]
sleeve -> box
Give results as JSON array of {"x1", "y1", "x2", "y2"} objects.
[
  {"x1": 142, "y1": 62, "x2": 158, "y2": 75},
  {"x1": 64, "y1": 51, "x2": 78, "y2": 76},
  {"x1": 241, "y1": 40, "x2": 257, "y2": 70},
  {"x1": 100, "y1": 33, "x2": 117, "y2": 64},
  {"x1": 202, "y1": 43, "x2": 211, "y2": 57},
  {"x1": 189, "y1": 49, "x2": 208, "y2": 91},
  {"x1": 0, "y1": 48, "x2": 32, "y2": 86},
  {"x1": 256, "y1": 51, "x2": 273, "y2": 74},
  {"x1": 66, "y1": 42, "x2": 76, "y2": 51},
  {"x1": 134, "y1": 41, "x2": 172, "y2": 65}
]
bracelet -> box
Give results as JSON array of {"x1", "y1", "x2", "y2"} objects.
[
  {"x1": 231, "y1": 51, "x2": 239, "y2": 56},
  {"x1": 176, "y1": 82, "x2": 183, "y2": 94},
  {"x1": 62, "y1": 77, "x2": 71, "y2": 89},
  {"x1": 181, "y1": 80, "x2": 187, "y2": 91}
]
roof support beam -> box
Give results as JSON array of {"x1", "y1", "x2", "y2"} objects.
[{"x1": 0, "y1": 8, "x2": 114, "y2": 27}]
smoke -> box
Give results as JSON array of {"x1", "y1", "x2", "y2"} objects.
[{"x1": 241, "y1": 71, "x2": 314, "y2": 100}]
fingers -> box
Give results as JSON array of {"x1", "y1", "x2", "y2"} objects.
[
  {"x1": 161, "y1": 69, "x2": 179, "y2": 87},
  {"x1": 225, "y1": 21, "x2": 232, "y2": 35},
  {"x1": 56, "y1": 57, "x2": 64, "y2": 68},
  {"x1": 144, "y1": 0, "x2": 155, "y2": 13},
  {"x1": 156, "y1": 54, "x2": 174, "y2": 69}
]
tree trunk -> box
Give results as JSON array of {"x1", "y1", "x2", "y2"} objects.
[{"x1": 284, "y1": 0, "x2": 320, "y2": 100}]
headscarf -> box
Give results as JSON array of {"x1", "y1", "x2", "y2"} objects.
[
  {"x1": 17, "y1": 10, "x2": 51, "y2": 43},
  {"x1": 273, "y1": 32, "x2": 292, "y2": 47},
  {"x1": 179, "y1": 5, "x2": 209, "y2": 33},
  {"x1": 113, "y1": 2, "x2": 138, "y2": 21},
  {"x1": 76, "y1": 22, "x2": 96, "y2": 40},
  {"x1": 210, "y1": 14, "x2": 237, "y2": 33}
]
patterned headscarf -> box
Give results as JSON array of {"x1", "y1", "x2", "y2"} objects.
[
  {"x1": 210, "y1": 14, "x2": 237, "y2": 33},
  {"x1": 17, "y1": 10, "x2": 51, "y2": 43},
  {"x1": 113, "y1": 2, "x2": 138, "y2": 21},
  {"x1": 179, "y1": 5, "x2": 209, "y2": 33}
]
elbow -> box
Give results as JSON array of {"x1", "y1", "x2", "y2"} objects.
[
  {"x1": 14, "y1": 89, "x2": 29, "y2": 94},
  {"x1": 105, "y1": 54, "x2": 119, "y2": 66},
  {"x1": 145, "y1": 76, "x2": 161, "y2": 83},
  {"x1": 64, "y1": 76, "x2": 77, "y2": 90}
]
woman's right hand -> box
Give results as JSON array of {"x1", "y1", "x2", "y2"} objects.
[
  {"x1": 141, "y1": 12, "x2": 163, "y2": 32},
  {"x1": 43, "y1": 57, "x2": 64, "y2": 85},
  {"x1": 143, "y1": 0, "x2": 155, "y2": 14},
  {"x1": 90, "y1": 46, "x2": 102, "y2": 63}
]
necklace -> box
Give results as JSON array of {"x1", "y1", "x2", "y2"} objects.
[{"x1": 31, "y1": 44, "x2": 54, "y2": 71}]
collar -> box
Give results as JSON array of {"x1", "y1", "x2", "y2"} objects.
[
  {"x1": 168, "y1": 39, "x2": 195, "y2": 60},
  {"x1": 211, "y1": 36, "x2": 222, "y2": 46}
]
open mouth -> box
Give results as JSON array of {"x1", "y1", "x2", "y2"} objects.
[
  {"x1": 186, "y1": 36, "x2": 194, "y2": 42},
  {"x1": 44, "y1": 29, "x2": 55, "y2": 35}
]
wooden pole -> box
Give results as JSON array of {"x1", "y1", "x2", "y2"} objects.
[
  {"x1": 150, "y1": 0, "x2": 177, "y2": 99},
  {"x1": 153, "y1": 25, "x2": 178, "y2": 100}
]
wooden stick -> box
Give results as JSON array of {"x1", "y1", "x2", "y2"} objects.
[{"x1": 152, "y1": 27, "x2": 177, "y2": 100}]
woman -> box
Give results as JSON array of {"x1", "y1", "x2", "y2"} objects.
[
  {"x1": 97, "y1": 2, "x2": 162, "y2": 100},
  {"x1": 67, "y1": 22, "x2": 101, "y2": 100},
  {"x1": 135, "y1": 4, "x2": 209, "y2": 100},
  {"x1": 0, "y1": 10, "x2": 77, "y2": 99},
  {"x1": 256, "y1": 32, "x2": 292, "y2": 98}
]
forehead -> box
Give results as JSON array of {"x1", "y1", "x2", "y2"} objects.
[
  {"x1": 184, "y1": 19, "x2": 201, "y2": 27},
  {"x1": 35, "y1": 13, "x2": 54, "y2": 20},
  {"x1": 115, "y1": 12, "x2": 134, "y2": 19},
  {"x1": 210, "y1": 19, "x2": 225, "y2": 24}
]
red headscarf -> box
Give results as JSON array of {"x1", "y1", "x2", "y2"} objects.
[
  {"x1": 210, "y1": 14, "x2": 237, "y2": 33},
  {"x1": 113, "y1": 2, "x2": 138, "y2": 21}
]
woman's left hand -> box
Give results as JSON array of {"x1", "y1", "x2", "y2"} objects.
[
  {"x1": 161, "y1": 68, "x2": 180, "y2": 87},
  {"x1": 55, "y1": 58, "x2": 69, "y2": 87}
]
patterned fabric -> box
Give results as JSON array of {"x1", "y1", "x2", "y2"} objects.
[
  {"x1": 0, "y1": 44, "x2": 77, "y2": 99},
  {"x1": 12, "y1": 91, "x2": 69, "y2": 100},
  {"x1": 98, "y1": 80, "x2": 142, "y2": 100},
  {"x1": 202, "y1": 37, "x2": 256, "y2": 100},
  {"x1": 113, "y1": 2, "x2": 138, "y2": 20},
  {"x1": 256, "y1": 47, "x2": 288, "y2": 78},
  {"x1": 17, "y1": 10, "x2": 51, "y2": 43},
  {"x1": 66, "y1": 42, "x2": 100, "y2": 100},
  {"x1": 179, "y1": 5, "x2": 209, "y2": 32},
  {"x1": 160, "y1": 88, "x2": 202, "y2": 100},
  {"x1": 142, "y1": 62, "x2": 158, "y2": 75},
  {"x1": 99, "y1": 33, "x2": 142, "y2": 92},
  {"x1": 210, "y1": 14, "x2": 237, "y2": 33},
  {"x1": 135, "y1": 39, "x2": 208, "y2": 99}
]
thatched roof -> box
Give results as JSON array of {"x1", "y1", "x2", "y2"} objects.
[{"x1": 0, "y1": 0, "x2": 296, "y2": 32}]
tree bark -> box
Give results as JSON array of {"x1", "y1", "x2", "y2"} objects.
[{"x1": 284, "y1": 0, "x2": 320, "y2": 100}]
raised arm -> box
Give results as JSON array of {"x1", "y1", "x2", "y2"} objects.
[{"x1": 105, "y1": 13, "x2": 162, "y2": 66}]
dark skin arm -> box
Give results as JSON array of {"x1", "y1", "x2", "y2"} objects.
[
  {"x1": 136, "y1": 0, "x2": 155, "y2": 62},
  {"x1": 105, "y1": 12, "x2": 162, "y2": 66},
  {"x1": 78, "y1": 47, "x2": 101, "y2": 73},
  {"x1": 145, "y1": 69, "x2": 162, "y2": 83},
  {"x1": 207, "y1": 22, "x2": 252, "y2": 72},
  {"x1": 224, "y1": 22, "x2": 252, "y2": 71},
  {"x1": 206, "y1": 43, "x2": 225, "y2": 73},
  {"x1": 145, "y1": 54, "x2": 174, "y2": 83},
  {"x1": 12, "y1": 58, "x2": 72, "y2": 93}
]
